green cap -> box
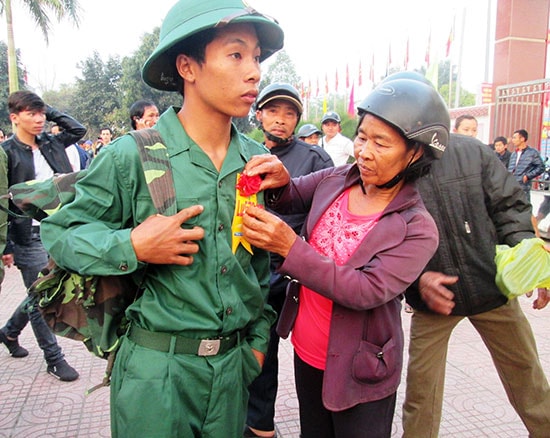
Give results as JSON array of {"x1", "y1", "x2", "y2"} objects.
[{"x1": 142, "y1": 0, "x2": 284, "y2": 92}]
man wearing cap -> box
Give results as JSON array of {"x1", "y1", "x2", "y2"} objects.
[
  {"x1": 319, "y1": 111, "x2": 354, "y2": 166},
  {"x1": 246, "y1": 83, "x2": 333, "y2": 438},
  {"x1": 297, "y1": 123, "x2": 322, "y2": 145},
  {"x1": 41, "y1": 1, "x2": 284, "y2": 436}
]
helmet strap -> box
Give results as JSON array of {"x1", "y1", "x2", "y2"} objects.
[
  {"x1": 262, "y1": 127, "x2": 293, "y2": 145},
  {"x1": 375, "y1": 143, "x2": 420, "y2": 190}
]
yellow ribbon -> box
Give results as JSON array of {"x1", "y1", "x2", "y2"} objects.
[{"x1": 231, "y1": 174, "x2": 258, "y2": 254}]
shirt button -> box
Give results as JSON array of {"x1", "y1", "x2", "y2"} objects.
[
  {"x1": 119, "y1": 263, "x2": 129, "y2": 272},
  {"x1": 218, "y1": 181, "x2": 223, "y2": 188},
  {"x1": 220, "y1": 266, "x2": 228, "y2": 274},
  {"x1": 226, "y1": 307, "x2": 233, "y2": 315},
  {"x1": 218, "y1": 224, "x2": 224, "y2": 231}
]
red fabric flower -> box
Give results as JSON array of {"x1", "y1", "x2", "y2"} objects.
[{"x1": 236, "y1": 173, "x2": 262, "y2": 197}]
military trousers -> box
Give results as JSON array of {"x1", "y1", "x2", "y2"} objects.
[{"x1": 110, "y1": 332, "x2": 262, "y2": 438}]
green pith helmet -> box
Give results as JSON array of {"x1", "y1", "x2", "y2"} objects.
[{"x1": 142, "y1": 0, "x2": 284, "y2": 92}]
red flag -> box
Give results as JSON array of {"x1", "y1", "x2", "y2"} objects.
[
  {"x1": 358, "y1": 60, "x2": 363, "y2": 86},
  {"x1": 425, "y1": 30, "x2": 431, "y2": 65},
  {"x1": 308, "y1": 79, "x2": 312, "y2": 99},
  {"x1": 325, "y1": 73, "x2": 329, "y2": 94},
  {"x1": 347, "y1": 83, "x2": 355, "y2": 116},
  {"x1": 316, "y1": 77, "x2": 320, "y2": 97},
  {"x1": 346, "y1": 64, "x2": 350, "y2": 89},
  {"x1": 335, "y1": 69, "x2": 339, "y2": 91},
  {"x1": 446, "y1": 27, "x2": 454, "y2": 57}
]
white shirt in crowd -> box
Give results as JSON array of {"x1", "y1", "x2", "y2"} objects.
[{"x1": 320, "y1": 133, "x2": 354, "y2": 167}]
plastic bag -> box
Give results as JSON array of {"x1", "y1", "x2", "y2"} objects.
[{"x1": 495, "y1": 237, "x2": 550, "y2": 300}]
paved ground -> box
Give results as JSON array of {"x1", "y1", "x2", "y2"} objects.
[{"x1": 2, "y1": 189, "x2": 550, "y2": 438}]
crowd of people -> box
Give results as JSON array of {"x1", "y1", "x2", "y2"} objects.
[{"x1": 1, "y1": 0, "x2": 550, "y2": 437}]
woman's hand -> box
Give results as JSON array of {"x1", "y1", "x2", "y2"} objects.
[
  {"x1": 242, "y1": 205, "x2": 297, "y2": 257},
  {"x1": 244, "y1": 155, "x2": 290, "y2": 191}
]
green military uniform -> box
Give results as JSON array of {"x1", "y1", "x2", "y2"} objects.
[
  {"x1": 42, "y1": 108, "x2": 275, "y2": 437},
  {"x1": 0, "y1": 147, "x2": 7, "y2": 287}
]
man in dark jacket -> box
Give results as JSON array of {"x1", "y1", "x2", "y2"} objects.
[
  {"x1": 403, "y1": 133, "x2": 550, "y2": 437},
  {"x1": 508, "y1": 129, "x2": 545, "y2": 202},
  {"x1": 245, "y1": 83, "x2": 334, "y2": 438},
  {"x1": 0, "y1": 90, "x2": 85, "y2": 381}
]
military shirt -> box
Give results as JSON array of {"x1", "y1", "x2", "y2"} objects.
[{"x1": 41, "y1": 108, "x2": 274, "y2": 352}]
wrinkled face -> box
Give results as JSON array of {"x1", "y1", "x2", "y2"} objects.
[
  {"x1": 354, "y1": 114, "x2": 422, "y2": 187},
  {"x1": 455, "y1": 119, "x2": 478, "y2": 137},
  {"x1": 178, "y1": 23, "x2": 261, "y2": 119},
  {"x1": 135, "y1": 105, "x2": 160, "y2": 130},
  {"x1": 10, "y1": 108, "x2": 46, "y2": 137},
  {"x1": 494, "y1": 140, "x2": 507, "y2": 154},
  {"x1": 256, "y1": 99, "x2": 299, "y2": 146},
  {"x1": 322, "y1": 120, "x2": 339, "y2": 140},
  {"x1": 303, "y1": 133, "x2": 320, "y2": 145},
  {"x1": 100, "y1": 129, "x2": 112, "y2": 144}
]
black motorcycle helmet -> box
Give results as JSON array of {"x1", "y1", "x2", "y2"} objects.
[
  {"x1": 255, "y1": 83, "x2": 303, "y2": 145},
  {"x1": 356, "y1": 72, "x2": 450, "y2": 188}
]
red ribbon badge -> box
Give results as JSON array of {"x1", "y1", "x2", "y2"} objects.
[{"x1": 236, "y1": 173, "x2": 262, "y2": 197}]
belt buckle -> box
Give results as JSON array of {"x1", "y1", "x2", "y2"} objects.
[{"x1": 198, "y1": 339, "x2": 221, "y2": 356}]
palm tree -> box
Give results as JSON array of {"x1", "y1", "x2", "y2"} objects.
[{"x1": 1, "y1": 0, "x2": 81, "y2": 93}]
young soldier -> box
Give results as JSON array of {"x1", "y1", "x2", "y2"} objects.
[{"x1": 41, "y1": 0, "x2": 284, "y2": 436}]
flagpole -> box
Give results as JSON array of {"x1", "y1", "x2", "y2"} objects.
[
  {"x1": 448, "y1": 18, "x2": 454, "y2": 108},
  {"x1": 454, "y1": 7, "x2": 466, "y2": 108}
]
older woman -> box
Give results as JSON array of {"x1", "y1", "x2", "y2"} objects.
[{"x1": 241, "y1": 73, "x2": 450, "y2": 438}]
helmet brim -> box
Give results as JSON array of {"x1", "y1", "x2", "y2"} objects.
[{"x1": 142, "y1": 6, "x2": 283, "y2": 92}]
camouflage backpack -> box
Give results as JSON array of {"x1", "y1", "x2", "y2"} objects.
[{"x1": 1, "y1": 129, "x2": 176, "y2": 387}]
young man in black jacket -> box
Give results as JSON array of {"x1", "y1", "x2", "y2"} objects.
[{"x1": 0, "y1": 90, "x2": 85, "y2": 381}]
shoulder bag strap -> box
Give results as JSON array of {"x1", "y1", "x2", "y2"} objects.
[{"x1": 128, "y1": 128, "x2": 177, "y2": 216}]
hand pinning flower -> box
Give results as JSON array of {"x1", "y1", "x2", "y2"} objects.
[{"x1": 236, "y1": 173, "x2": 262, "y2": 197}]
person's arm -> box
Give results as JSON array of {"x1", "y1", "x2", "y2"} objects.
[
  {"x1": 46, "y1": 105, "x2": 87, "y2": 147},
  {"x1": 525, "y1": 149, "x2": 545, "y2": 181},
  {"x1": 243, "y1": 203, "x2": 439, "y2": 310}
]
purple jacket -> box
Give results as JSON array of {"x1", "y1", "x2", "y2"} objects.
[{"x1": 269, "y1": 164, "x2": 439, "y2": 411}]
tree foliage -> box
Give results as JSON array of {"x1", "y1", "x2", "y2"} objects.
[
  {"x1": 69, "y1": 51, "x2": 122, "y2": 137},
  {"x1": 1, "y1": 0, "x2": 81, "y2": 92}
]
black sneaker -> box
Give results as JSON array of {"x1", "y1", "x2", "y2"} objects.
[
  {"x1": 0, "y1": 329, "x2": 29, "y2": 358},
  {"x1": 47, "y1": 360, "x2": 79, "y2": 382}
]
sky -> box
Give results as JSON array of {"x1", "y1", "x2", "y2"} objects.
[{"x1": 0, "y1": 0, "x2": 496, "y2": 100}]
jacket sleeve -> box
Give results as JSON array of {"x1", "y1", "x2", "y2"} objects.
[
  {"x1": 46, "y1": 105, "x2": 87, "y2": 147},
  {"x1": 41, "y1": 142, "x2": 140, "y2": 276},
  {"x1": 525, "y1": 149, "x2": 545, "y2": 180},
  {"x1": 278, "y1": 208, "x2": 439, "y2": 310},
  {"x1": 266, "y1": 167, "x2": 339, "y2": 215},
  {"x1": 480, "y1": 146, "x2": 534, "y2": 246}
]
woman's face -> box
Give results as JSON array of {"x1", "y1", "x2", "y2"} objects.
[{"x1": 354, "y1": 114, "x2": 422, "y2": 187}]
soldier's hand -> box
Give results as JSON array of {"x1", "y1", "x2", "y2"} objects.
[
  {"x1": 251, "y1": 348, "x2": 265, "y2": 368},
  {"x1": 130, "y1": 205, "x2": 204, "y2": 265},
  {"x1": 418, "y1": 271, "x2": 457, "y2": 315}
]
